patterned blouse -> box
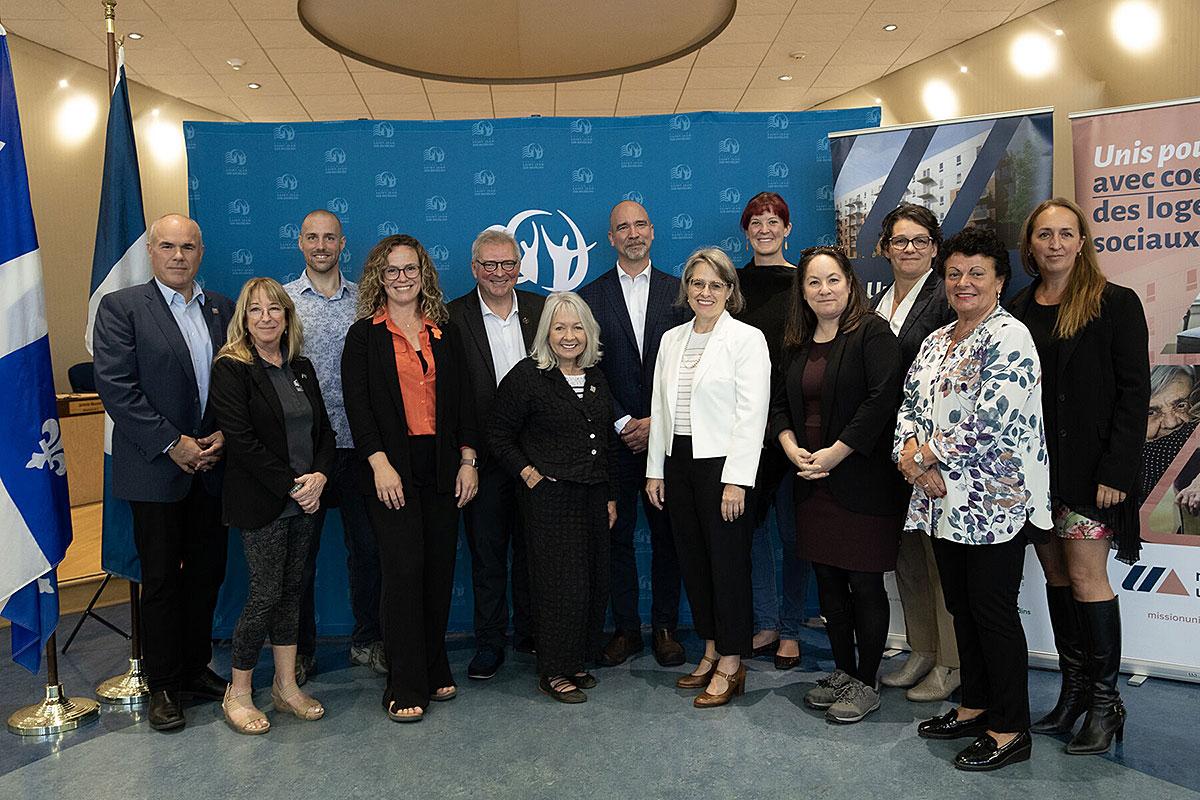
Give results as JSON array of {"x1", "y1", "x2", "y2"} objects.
[{"x1": 894, "y1": 305, "x2": 1052, "y2": 545}]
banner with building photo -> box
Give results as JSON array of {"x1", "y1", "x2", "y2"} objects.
[
  {"x1": 185, "y1": 107, "x2": 882, "y2": 636},
  {"x1": 829, "y1": 109, "x2": 1055, "y2": 660},
  {"x1": 829, "y1": 108, "x2": 1053, "y2": 296},
  {"x1": 1068, "y1": 97, "x2": 1200, "y2": 681}
]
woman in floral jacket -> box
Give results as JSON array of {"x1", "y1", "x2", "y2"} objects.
[{"x1": 894, "y1": 226, "x2": 1051, "y2": 774}]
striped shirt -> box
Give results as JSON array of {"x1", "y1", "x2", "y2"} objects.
[
  {"x1": 564, "y1": 372, "x2": 586, "y2": 399},
  {"x1": 673, "y1": 330, "x2": 712, "y2": 436}
]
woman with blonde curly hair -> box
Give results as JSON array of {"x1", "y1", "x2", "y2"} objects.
[{"x1": 341, "y1": 234, "x2": 480, "y2": 723}]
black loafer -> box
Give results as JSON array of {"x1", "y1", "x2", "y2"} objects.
[
  {"x1": 148, "y1": 690, "x2": 185, "y2": 731},
  {"x1": 954, "y1": 731, "x2": 1032, "y2": 772},
  {"x1": 467, "y1": 647, "x2": 504, "y2": 680},
  {"x1": 774, "y1": 652, "x2": 801, "y2": 671},
  {"x1": 572, "y1": 672, "x2": 598, "y2": 689},
  {"x1": 598, "y1": 630, "x2": 644, "y2": 667},
  {"x1": 513, "y1": 636, "x2": 537, "y2": 655},
  {"x1": 183, "y1": 667, "x2": 228, "y2": 702},
  {"x1": 918, "y1": 708, "x2": 990, "y2": 740}
]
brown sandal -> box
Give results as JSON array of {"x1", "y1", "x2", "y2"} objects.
[{"x1": 223, "y1": 685, "x2": 270, "y2": 735}]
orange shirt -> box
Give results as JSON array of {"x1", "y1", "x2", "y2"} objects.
[{"x1": 373, "y1": 310, "x2": 438, "y2": 436}]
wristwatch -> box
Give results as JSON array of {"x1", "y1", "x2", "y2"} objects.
[
  {"x1": 460, "y1": 457, "x2": 478, "y2": 468},
  {"x1": 912, "y1": 449, "x2": 925, "y2": 466}
]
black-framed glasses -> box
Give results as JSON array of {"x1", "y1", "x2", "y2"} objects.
[
  {"x1": 887, "y1": 235, "x2": 933, "y2": 252},
  {"x1": 383, "y1": 265, "x2": 420, "y2": 280},
  {"x1": 476, "y1": 259, "x2": 520, "y2": 273}
]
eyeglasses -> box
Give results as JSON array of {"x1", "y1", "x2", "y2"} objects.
[
  {"x1": 687, "y1": 279, "x2": 728, "y2": 293},
  {"x1": 383, "y1": 265, "x2": 420, "y2": 280},
  {"x1": 247, "y1": 305, "x2": 285, "y2": 318},
  {"x1": 887, "y1": 235, "x2": 933, "y2": 252},
  {"x1": 476, "y1": 259, "x2": 520, "y2": 273}
]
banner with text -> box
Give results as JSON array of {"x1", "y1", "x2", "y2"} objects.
[
  {"x1": 830, "y1": 108, "x2": 1053, "y2": 297},
  {"x1": 1067, "y1": 97, "x2": 1200, "y2": 681},
  {"x1": 185, "y1": 108, "x2": 881, "y2": 636}
]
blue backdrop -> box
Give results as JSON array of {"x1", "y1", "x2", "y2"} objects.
[{"x1": 184, "y1": 108, "x2": 881, "y2": 637}]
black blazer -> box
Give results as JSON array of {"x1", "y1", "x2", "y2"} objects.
[
  {"x1": 209, "y1": 355, "x2": 336, "y2": 530},
  {"x1": 768, "y1": 313, "x2": 905, "y2": 516},
  {"x1": 1007, "y1": 281, "x2": 1150, "y2": 502},
  {"x1": 93, "y1": 279, "x2": 234, "y2": 503},
  {"x1": 447, "y1": 289, "x2": 545, "y2": 465},
  {"x1": 578, "y1": 266, "x2": 690, "y2": 427},
  {"x1": 869, "y1": 273, "x2": 955, "y2": 374},
  {"x1": 489, "y1": 357, "x2": 619, "y2": 499},
  {"x1": 340, "y1": 315, "x2": 479, "y2": 496}
]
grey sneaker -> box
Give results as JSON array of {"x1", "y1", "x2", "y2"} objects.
[
  {"x1": 350, "y1": 641, "x2": 388, "y2": 675},
  {"x1": 804, "y1": 669, "x2": 854, "y2": 710},
  {"x1": 826, "y1": 679, "x2": 880, "y2": 724},
  {"x1": 295, "y1": 653, "x2": 316, "y2": 687}
]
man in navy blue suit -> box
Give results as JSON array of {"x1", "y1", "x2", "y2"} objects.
[{"x1": 579, "y1": 200, "x2": 688, "y2": 667}]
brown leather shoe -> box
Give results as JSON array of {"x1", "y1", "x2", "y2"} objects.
[
  {"x1": 694, "y1": 664, "x2": 746, "y2": 708},
  {"x1": 598, "y1": 630, "x2": 644, "y2": 667},
  {"x1": 652, "y1": 628, "x2": 686, "y2": 667},
  {"x1": 675, "y1": 655, "x2": 718, "y2": 689}
]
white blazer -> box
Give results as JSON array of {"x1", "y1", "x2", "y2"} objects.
[{"x1": 646, "y1": 310, "x2": 771, "y2": 486}]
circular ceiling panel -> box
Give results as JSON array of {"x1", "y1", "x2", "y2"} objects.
[{"x1": 298, "y1": 0, "x2": 736, "y2": 84}]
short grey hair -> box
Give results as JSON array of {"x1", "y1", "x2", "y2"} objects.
[
  {"x1": 531, "y1": 292, "x2": 603, "y2": 370},
  {"x1": 471, "y1": 228, "x2": 520, "y2": 264},
  {"x1": 1151, "y1": 364, "x2": 1197, "y2": 399},
  {"x1": 675, "y1": 246, "x2": 745, "y2": 314},
  {"x1": 148, "y1": 213, "x2": 204, "y2": 247}
]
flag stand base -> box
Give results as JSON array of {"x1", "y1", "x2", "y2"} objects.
[
  {"x1": 96, "y1": 658, "x2": 150, "y2": 705},
  {"x1": 7, "y1": 683, "x2": 100, "y2": 736}
]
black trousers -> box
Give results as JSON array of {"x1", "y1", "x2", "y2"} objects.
[
  {"x1": 462, "y1": 460, "x2": 534, "y2": 651},
  {"x1": 663, "y1": 437, "x2": 753, "y2": 657},
  {"x1": 231, "y1": 514, "x2": 316, "y2": 670},
  {"x1": 522, "y1": 480, "x2": 609, "y2": 677},
  {"x1": 932, "y1": 535, "x2": 1031, "y2": 732},
  {"x1": 298, "y1": 448, "x2": 382, "y2": 655},
  {"x1": 129, "y1": 478, "x2": 228, "y2": 692},
  {"x1": 610, "y1": 451, "x2": 681, "y2": 632},
  {"x1": 365, "y1": 438, "x2": 460, "y2": 710},
  {"x1": 811, "y1": 563, "x2": 889, "y2": 685}
]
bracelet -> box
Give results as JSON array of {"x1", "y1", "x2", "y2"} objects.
[{"x1": 460, "y1": 457, "x2": 478, "y2": 468}]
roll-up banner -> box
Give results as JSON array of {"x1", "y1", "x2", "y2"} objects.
[
  {"x1": 829, "y1": 108, "x2": 1056, "y2": 663},
  {"x1": 1069, "y1": 97, "x2": 1200, "y2": 682},
  {"x1": 185, "y1": 108, "x2": 883, "y2": 636}
]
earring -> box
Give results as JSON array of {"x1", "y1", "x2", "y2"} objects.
[{"x1": 784, "y1": 238, "x2": 788, "y2": 251}]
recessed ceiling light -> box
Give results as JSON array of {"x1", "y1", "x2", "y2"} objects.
[
  {"x1": 960, "y1": 65, "x2": 969, "y2": 73},
  {"x1": 127, "y1": 32, "x2": 143, "y2": 40},
  {"x1": 247, "y1": 82, "x2": 261, "y2": 89},
  {"x1": 227, "y1": 58, "x2": 245, "y2": 71},
  {"x1": 1054, "y1": 29, "x2": 1064, "y2": 36},
  {"x1": 778, "y1": 74, "x2": 793, "y2": 81},
  {"x1": 1111, "y1": 1, "x2": 1162, "y2": 53},
  {"x1": 788, "y1": 50, "x2": 807, "y2": 60},
  {"x1": 58, "y1": 79, "x2": 69, "y2": 88},
  {"x1": 883, "y1": 24, "x2": 898, "y2": 32}
]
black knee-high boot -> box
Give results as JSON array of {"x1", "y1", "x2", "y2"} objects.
[
  {"x1": 1031, "y1": 585, "x2": 1090, "y2": 735},
  {"x1": 1067, "y1": 597, "x2": 1125, "y2": 754}
]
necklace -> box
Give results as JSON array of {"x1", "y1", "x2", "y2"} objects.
[{"x1": 681, "y1": 331, "x2": 707, "y2": 369}]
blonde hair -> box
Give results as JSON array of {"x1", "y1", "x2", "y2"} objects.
[
  {"x1": 356, "y1": 234, "x2": 449, "y2": 324},
  {"x1": 1020, "y1": 197, "x2": 1106, "y2": 340},
  {"x1": 531, "y1": 292, "x2": 603, "y2": 370},
  {"x1": 217, "y1": 277, "x2": 304, "y2": 364},
  {"x1": 675, "y1": 247, "x2": 746, "y2": 314}
]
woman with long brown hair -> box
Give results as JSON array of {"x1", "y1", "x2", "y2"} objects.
[
  {"x1": 341, "y1": 234, "x2": 479, "y2": 723},
  {"x1": 770, "y1": 246, "x2": 904, "y2": 723},
  {"x1": 1009, "y1": 198, "x2": 1150, "y2": 755}
]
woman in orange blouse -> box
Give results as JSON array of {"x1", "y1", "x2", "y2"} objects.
[{"x1": 341, "y1": 234, "x2": 479, "y2": 723}]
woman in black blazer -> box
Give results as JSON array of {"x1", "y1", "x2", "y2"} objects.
[
  {"x1": 341, "y1": 234, "x2": 479, "y2": 723},
  {"x1": 769, "y1": 246, "x2": 904, "y2": 724},
  {"x1": 1009, "y1": 198, "x2": 1150, "y2": 754},
  {"x1": 490, "y1": 291, "x2": 618, "y2": 703},
  {"x1": 869, "y1": 203, "x2": 960, "y2": 703},
  {"x1": 210, "y1": 277, "x2": 336, "y2": 735}
]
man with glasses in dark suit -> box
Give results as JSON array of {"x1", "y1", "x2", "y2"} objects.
[
  {"x1": 448, "y1": 228, "x2": 545, "y2": 679},
  {"x1": 579, "y1": 200, "x2": 689, "y2": 668}
]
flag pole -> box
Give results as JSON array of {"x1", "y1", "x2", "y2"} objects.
[
  {"x1": 93, "y1": 0, "x2": 150, "y2": 707},
  {"x1": 8, "y1": 633, "x2": 101, "y2": 735}
]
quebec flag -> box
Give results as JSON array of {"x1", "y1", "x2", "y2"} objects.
[
  {"x1": 0, "y1": 23, "x2": 74, "y2": 673},
  {"x1": 86, "y1": 46, "x2": 148, "y2": 583}
]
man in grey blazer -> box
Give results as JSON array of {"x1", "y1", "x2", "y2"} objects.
[
  {"x1": 93, "y1": 214, "x2": 235, "y2": 732},
  {"x1": 448, "y1": 228, "x2": 545, "y2": 679}
]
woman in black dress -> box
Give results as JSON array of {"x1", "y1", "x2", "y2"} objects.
[
  {"x1": 490, "y1": 291, "x2": 618, "y2": 704},
  {"x1": 1009, "y1": 197, "x2": 1150, "y2": 754},
  {"x1": 769, "y1": 246, "x2": 904, "y2": 724}
]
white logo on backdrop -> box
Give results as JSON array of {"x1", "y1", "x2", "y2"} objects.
[{"x1": 491, "y1": 209, "x2": 596, "y2": 293}]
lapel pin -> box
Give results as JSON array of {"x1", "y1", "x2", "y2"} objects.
[
  {"x1": 212, "y1": 307, "x2": 220, "y2": 315},
  {"x1": 589, "y1": 385, "x2": 597, "y2": 393}
]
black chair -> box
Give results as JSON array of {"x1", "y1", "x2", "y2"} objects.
[{"x1": 68, "y1": 361, "x2": 96, "y2": 393}]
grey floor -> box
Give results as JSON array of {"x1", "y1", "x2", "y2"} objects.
[{"x1": 2, "y1": 613, "x2": 1198, "y2": 800}]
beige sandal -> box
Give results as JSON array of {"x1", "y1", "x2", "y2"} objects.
[
  {"x1": 272, "y1": 679, "x2": 325, "y2": 720},
  {"x1": 223, "y1": 685, "x2": 270, "y2": 735}
]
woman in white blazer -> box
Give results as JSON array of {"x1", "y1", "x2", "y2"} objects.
[{"x1": 645, "y1": 247, "x2": 771, "y2": 708}]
